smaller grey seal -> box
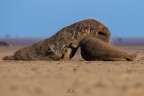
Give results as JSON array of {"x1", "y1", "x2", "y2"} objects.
[{"x1": 80, "y1": 37, "x2": 137, "y2": 61}]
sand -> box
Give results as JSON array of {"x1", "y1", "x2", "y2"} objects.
[{"x1": 0, "y1": 45, "x2": 144, "y2": 96}]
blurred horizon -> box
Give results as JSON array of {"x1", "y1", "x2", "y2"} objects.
[
  {"x1": 1, "y1": 37, "x2": 144, "y2": 45},
  {"x1": 0, "y1": 0, "x2": 144, "y2": 38}
]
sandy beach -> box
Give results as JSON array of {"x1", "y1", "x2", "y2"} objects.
[{"x1": 0, "y1": 45, "x2": 144, "y2": 96}]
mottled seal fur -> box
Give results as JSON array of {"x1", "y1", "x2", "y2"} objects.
[
  {"x1": 80, "y1": 37, "x2": 137, "y2": 61},
  {"x1": 3, "y1": 19, "x2": 111, "y2": 61}
]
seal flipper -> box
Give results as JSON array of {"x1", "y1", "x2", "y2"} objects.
[
  {"x1": 3, "y1": 56, "x2": 15, "y2": 60},
  {"x1": 126, "y1": 53, "x2": 137, "y2": 61}
]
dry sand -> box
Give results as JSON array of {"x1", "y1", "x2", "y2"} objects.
[{"x1": 0, "y1": 45, "x2": 144, "y2": 96}]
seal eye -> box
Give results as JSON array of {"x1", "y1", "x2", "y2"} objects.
[
  {"x1": 98, "y1": 30, "x2": 108, "y2": 42},
  {"x1": 98, "y1": 31, "x2": 106, "y2": 36}
]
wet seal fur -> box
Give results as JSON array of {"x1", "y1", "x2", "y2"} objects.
[
  {"x1": 3, "y1": 19, "x2": 110, "y2": 61},
  {"x1": 80, "y1": 37, "x2": 137, "y2": 61}
]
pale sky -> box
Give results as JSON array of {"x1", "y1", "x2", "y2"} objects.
[{"x1": 0, "y1": 0, "x2": 144, "y2": 38}]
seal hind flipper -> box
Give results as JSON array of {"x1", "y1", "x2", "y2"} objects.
[
  {"x1": 126, "y1": 53, "x2": 137, "y2": 61},
  {"x1": 3, "y1": 56, "x2": 15, "y2": 60}
]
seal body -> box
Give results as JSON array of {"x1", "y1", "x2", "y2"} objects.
[
  {"x1": 3, "y1": 19, "x2": 111, "y2": 61},
  {"x1": 80, "y1": 37, "x2": 137, "y2": 61}
]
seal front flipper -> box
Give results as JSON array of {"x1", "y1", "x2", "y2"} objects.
[
  {"x1": 39, "y1": 49, "x2": 62, "y2": 60},
  {"x1": 46, "y1": 53, "x2": 62, "y2": 60},
  {"x1": 62, "y1": 47, "x2": 78, "y2": 60}
]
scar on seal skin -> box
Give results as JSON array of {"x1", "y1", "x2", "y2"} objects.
[
  {"x1": 3, "y1": 19, "x2": 111, "y2": 61},
  {"x1": 80, "y1": 37, "x2": 137, "y2": 61}
]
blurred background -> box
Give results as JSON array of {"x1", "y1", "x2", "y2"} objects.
[{"x1": 0, "y1": 0, "x2": 144, "y2": 45}]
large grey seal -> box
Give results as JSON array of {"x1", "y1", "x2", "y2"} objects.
[
  {"x1": 80, "y1": 37, "x2": 137, "y2": 61},
  {"x1": 3, "y1": 19, "x2": 111, "y2": 61}
]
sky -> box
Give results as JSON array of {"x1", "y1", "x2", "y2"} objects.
[{"x1": 0, "y1": 0, "x2": 144, "y2": 38}]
